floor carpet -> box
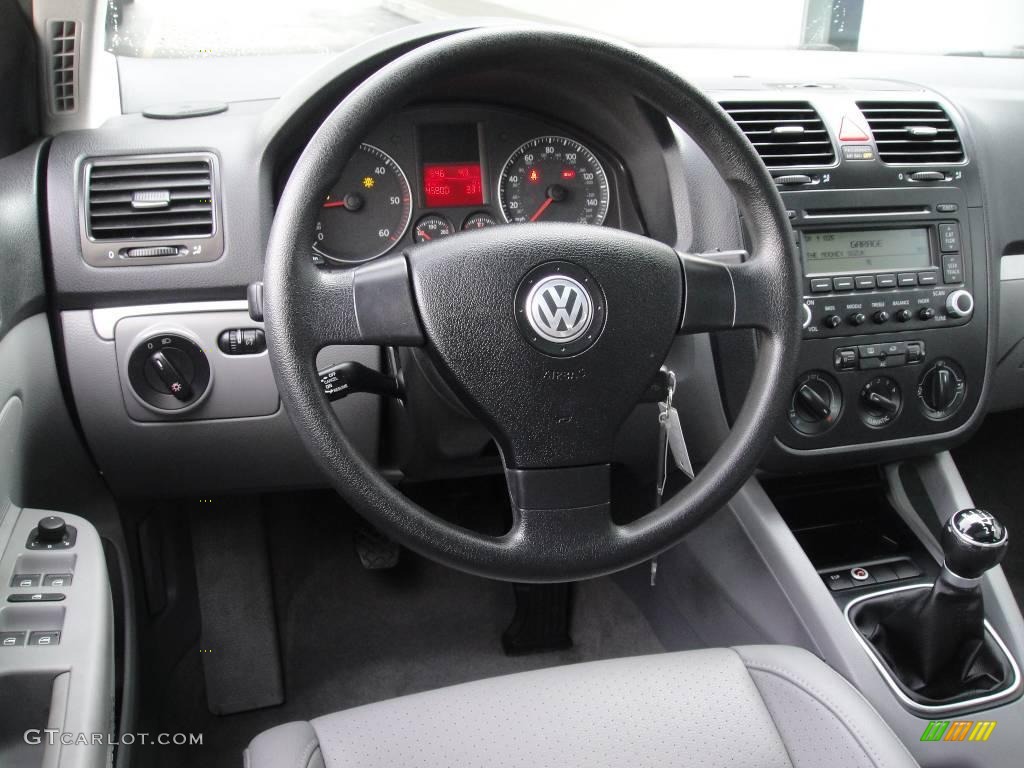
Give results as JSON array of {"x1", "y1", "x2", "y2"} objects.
[{"x1": 140, "y1": 492, "x2": 664, "y2": 768}]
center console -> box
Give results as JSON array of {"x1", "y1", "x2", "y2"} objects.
[
  {"x1": 784, "y1": 185, "x2": 987, "y2": 452},
  {"x1": 711, "y1": 89, "x2": 993, "y2": 472}
]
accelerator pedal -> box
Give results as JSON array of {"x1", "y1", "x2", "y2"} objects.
[{"x1": 354, "y1": 518, "x2": 401, "y2": 570}]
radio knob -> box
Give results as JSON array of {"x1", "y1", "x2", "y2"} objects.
[
  {"x1": 824, "y1": 315, "x2": 842, "y2": 329},
  {"x1": 946, "y1": 289, "x2": 974, "y2": 318},
  {"x1": 873, "y1": 310, "x2": 890, "y2": 324},
  {"x1": 919, "y1": 307, "x2": 936, "y2": 321},
  {"x1": 895, "y1": 309, "x2": 913, "y2": 322},
  {"x1": 802, "y1": 304, "x2": 813, "y2": 329},
  {"x1": 848, "y1": 312, "x2": 866, "y2": 327}
]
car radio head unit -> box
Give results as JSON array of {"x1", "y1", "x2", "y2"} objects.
[
  {"x1": 799, "y1": 217, "x2": 970, "y2": 340},
  {"x1": 803, "y1": 227, "x2": 931, "y2": 276}
]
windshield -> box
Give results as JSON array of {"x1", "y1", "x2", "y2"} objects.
[{"x1": 107, "y1": 0, "x2": 1024, "y2": 58}]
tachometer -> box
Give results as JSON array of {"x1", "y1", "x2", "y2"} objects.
[
  {"x1": 313, "y1": 144, "x2": 412, "y2": 264},
  {"x1": 498, "y1": 136, "x2": 609, "y2": 226}
]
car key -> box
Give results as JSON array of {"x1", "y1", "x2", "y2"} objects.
[{"x1": 659, "y1": 401, "x2": 694, "y2": 480}]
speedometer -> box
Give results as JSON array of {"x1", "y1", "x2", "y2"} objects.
[
  {"x1": 498, "y1": 136, "x2": 609, "y2": 226},
  {"x1": 313, "y1": 144, "x2": 412, "y2": 264}
]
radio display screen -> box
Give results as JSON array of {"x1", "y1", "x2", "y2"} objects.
[{"x1": 803, "y1": 228, "x2": 931, "y2": 275}]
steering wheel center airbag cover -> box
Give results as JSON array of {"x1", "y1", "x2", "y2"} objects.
[
  {"x1": 407, "y1": 223, "x2": 681, "y2": 468},
  {"x1": 515, "y1": 261, "x2": 605, "y2": 354}
]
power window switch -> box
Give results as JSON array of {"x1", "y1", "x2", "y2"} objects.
[
  {"x1": 42, "y1": 574, "x2": 73, "y2": 588},
  {"x1": 28, "y1": 631, "x2": 61, "y2": 647},
  {"x1": 10, "y1": 573, "x2": 41, "y2": 588},
  {"x1": 7, "y1": 592, "x2": 65, "y2": 603},
  {"x1": 0, "y1": 631, "x2": 27, "y2": 647}
]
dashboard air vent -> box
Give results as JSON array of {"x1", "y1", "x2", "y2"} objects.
[
  {"x1": 856, "y1": 102, "x2": 965, "y2": 164},
  {"x1": 86, "y1": 157, "x2": 215, "y2": 241},
  {"x1": 720, "y1": 101, "x2": 836, "y2": 168},
  {"x1": 48, "y1": 20, "x2": 78, "y2": 113}
]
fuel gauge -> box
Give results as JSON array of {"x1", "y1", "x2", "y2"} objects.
[{"x1": 462, "y1": 212, "x2": 497, "y2": 231}]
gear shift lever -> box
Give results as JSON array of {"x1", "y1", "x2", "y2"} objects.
[
  {"x1": 854, "y1": 508, "x2": 1010, "y2": 702},
  {"x1": 941, "y1": 508, "x2": 1008, "y2": 581}
]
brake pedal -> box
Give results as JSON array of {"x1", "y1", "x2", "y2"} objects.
[
  {"x1": 502, "y1": 582, "x2": 573, "y2": 655},
  {"x1": 354, "y1": 520, "x2": 401, "y2": 570}
]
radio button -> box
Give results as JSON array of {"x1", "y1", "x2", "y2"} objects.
[
  {"x1": 875, "y1": 274, "x2": 897, "y2": 288},
  {"x1": 919, "y1": 307, "x2": 936, "y2": 321},
  {"x1": 855, "y1": 275, "x2": 877, "y2": 290},
  {"x1": 907, "y1": 342, "x2": 926, "y2": 363},
  {"x1": 810, "y1": 278, "x2": 833, "y2": 293},
  {"x1": 917, "y1": 272, "x2": 938, "y2": 286},
  {"x1": 939, "y1": 223, "x2": 961, "y2": 252},
  {"x1": 873, "y1": 311, "x2": 890, "y2": 324},
  {"x1": 946, "y1": 289, "x2": 974, "y2": 318},
  {"x1": 942, "y1": 254, "x2": 964, "y2": 284},
  {"x1": 897, "y1": 273, "x2": 919, "y2": 287},
  {"x1": 895, "y1": 309, "x2": 913, "y2": 322},
  {"x1": 882, "y1": 342, "x2": 908, "y2": 356},
  {"x1": 832, "y1": 276, "x2": 855, "y2": 291},
  {"x1": 859, "y1": 344, "x2": 882, "y2": 358},
  {"x1": 936, "y1": 204, "x2": 959, "y2": 213}
]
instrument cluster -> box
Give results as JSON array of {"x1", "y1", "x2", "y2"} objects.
[{"x1": 308, "y1": 106, "x2": 633, "y2": 265}]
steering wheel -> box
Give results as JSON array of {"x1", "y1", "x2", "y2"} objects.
[{"x1": 263, "y1": 27, "x2": 801, "y2": 582}]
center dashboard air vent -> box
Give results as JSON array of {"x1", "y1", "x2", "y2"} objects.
[
  {"x1": 80, "y1": 153, "x2": 223, "y2": 267},
  {"x1": 720, "y1": 101, "x2": 836, "y2": 168},
  {"x1": 856, "y1": 102, "x2": 965, "y2": 164}
]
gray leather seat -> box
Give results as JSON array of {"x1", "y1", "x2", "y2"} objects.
[{"x1": 245, "y1": 645, "x2": 919, "y2": 768}]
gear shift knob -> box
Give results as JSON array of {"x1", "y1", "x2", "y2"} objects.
[{"x1": 941, "y1": 508, "x2": 1008, "y2": 580}]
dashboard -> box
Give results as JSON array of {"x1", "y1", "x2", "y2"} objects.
[
  {"x1": 288, "y1": 106, "x2": 643, "y2": 266},
  {"x1": 20, "y1": 21, "x2": 1024, "y2": 495}
]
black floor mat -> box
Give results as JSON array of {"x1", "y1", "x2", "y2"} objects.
[
  {"x1": 953, "y1": 410, "x2": 1024, "y2": 604},
  {"x1": 137, "y1": 491, "x2": 663, "y2": 768}
]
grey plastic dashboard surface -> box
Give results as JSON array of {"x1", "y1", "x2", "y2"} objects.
[{"x1": 41, "y1": 21, "x2": 1024, "y2": 488}]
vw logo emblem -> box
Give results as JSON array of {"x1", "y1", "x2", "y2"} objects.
[
  {"x1": 525, "y1": 275, "x2": 594, "y2": 343},
  {"x1": 515, "y1": 262, "x2": 606, "y2": 357}
]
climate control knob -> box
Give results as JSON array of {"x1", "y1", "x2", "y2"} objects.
[
  {"x1": 859, "y1": 376, "x2": 902, "y2": 428},
  {"x1": 919, "y1": 359, "x2": 966, "y2": 420},
  {"x1": 945, "y1": 289, "x2": 974, "y2": 318},
  {"x1": 789, "y1": 372, "x2": 841, "y2": 436}
]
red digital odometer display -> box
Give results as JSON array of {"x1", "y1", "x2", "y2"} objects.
[{"x1": 422, "y1": 163, "x2": 483, "y2": 207}]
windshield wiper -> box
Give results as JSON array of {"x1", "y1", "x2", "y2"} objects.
[{"x1": 945, "y1": 45, "x2": 1024, "y2": 58}]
